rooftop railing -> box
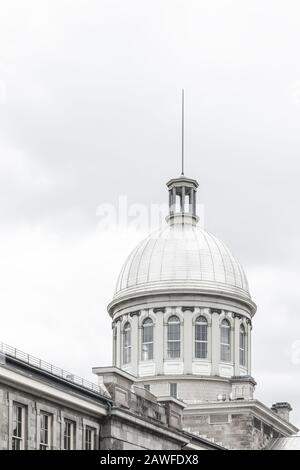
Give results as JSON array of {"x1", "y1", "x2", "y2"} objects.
[{"x1": 0, "y1": 341, "x2": 110, "y2": 398}]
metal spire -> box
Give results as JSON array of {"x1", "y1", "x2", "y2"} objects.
[{"x1": 181, "y1": 89, "x2": 185, "y2": 176}]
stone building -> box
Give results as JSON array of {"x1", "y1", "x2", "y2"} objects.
[
  {"x1": 0, "y1": 343, "x2": 220, "y2": 450},
  {"x1": 96, "y1": 174, "x2": 298, "y2": 449},
  {"x1": 0, "y1": 174, "x2": 298, "y2": 450}
]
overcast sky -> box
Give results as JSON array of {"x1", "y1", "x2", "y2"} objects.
[{"x1": 0, "y1": 0, "x2": 300, "y2": 427}]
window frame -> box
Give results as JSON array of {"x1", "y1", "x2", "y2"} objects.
[
  {"x1": 170, "y1": 383, "x2": 178, "y2": 398},
  {"x1": 141, "y1": 317, "x2": 154, "y2": 361},
  {"x1": 63, "y1": 419, "x2": 76, "y2": 450},
  {"x1": 84, "y1": 426, "x2": 96, "y2": 450},
  {"x1": 220, "y1": 318, "x2": 231, "y2": 362},
  {"x1": 39, "y1": 412, "x2": 52, "y2": 450},
  {"x1": 194, "y1": 315, "x2": 208, "y2": 359},
  {"x1": 123, "y1": 321, "x2": 132, "y2": 365},
  {"x1": 167, "y1": 315, "x2": 181, "y2": 359},
  {"x1": 12, "y1": 403, "x2": 26, "y2": 450}
]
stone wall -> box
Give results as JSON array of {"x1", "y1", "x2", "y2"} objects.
[
  {"x1": 0, "y1": 369, "x2": 192, "y2": 451},
  {"x1": 183, "y1": 412, "x2": 280, "y2": 450},
  {"x1": 101, "y1": 415, "x2": 183, "y2": 450},
  {"x1": 144, "y1": 378, "x2": 232, "y2": 403}
]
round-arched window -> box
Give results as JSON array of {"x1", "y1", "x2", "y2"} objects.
[
  {"x1": 167, "y1": 316, "x2": 181, "y2": 358},
  {"x1": 142, "y1": 318, "x2": 154, "y2": 361},
  {"x1": 123, "y1": 322, "x2": 131, "y2": 364},
  {"x1": 195, "y1": 316, "x2": 208, "y2": 359},
  {"x1": 220, "y1": 319, "x2": 231, "y2": 362}
]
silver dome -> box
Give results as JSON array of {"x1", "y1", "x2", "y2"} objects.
[{"x1": 113, "y1": 224, "x2": 251, "y2": 304}]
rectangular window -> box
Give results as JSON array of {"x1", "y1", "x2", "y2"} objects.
[
  {"x1": 220, "y1": 343, "x2": 231, "y2": 362},
  {"x1": 85, "y1": 427, "x2": 95, "y2": 450},
  {"x1": 40, "y1": 412, "x2": 52, "y2": 450},
  {"x1": 144, "y1": 384, "x2": 150, "y2": 392},
  {"x1": 253, "y1": 417, "x2": 262, "y2": 430},
  {"x1": 12, "y1": 404, "x2": 25, "y2": 450},
  {"x1": 64, "y1": 420, "x2": 75, "y2": 450},
  {"x1": 263, "y1": 423, "x2": 272, "y2": 437},
  {"x1": 195, "y1": 341, "x2": 208, "y2": 358},
  {"x1": 167, "y1": 340, "x2": 181, "y2": 358},
  {"x1": 170, "y1": 383, "x2": 177, "y2": 399}
]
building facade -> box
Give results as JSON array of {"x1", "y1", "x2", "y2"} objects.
[
  {"x1": 97, "y1": 175, "x2": 298, "y2": 449},
  {"x1": 0, "y1": 343, "x2": 219, "y2": 450}
]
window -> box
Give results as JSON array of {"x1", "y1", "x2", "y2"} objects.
[
  {"x1": 253, "y1": 417, "x2": 262, "y2": 431},
  {"x1": 263, "y1": 423, "x2": 272, "y2": 437},
  {"x1": 123, "y1": 322, "x2": 131, "y2": 364},
  {"x1": 40, "y1": 412, "x2": 52, "y2": 450},
  {"x1": 170, "y1": 383, "x2": 177, "y2": 398},
  {"x1": 144, "y1": 384, "x2": 150, "y2": 392},
  {"x1": 167, "y1": 315, "x2": 181, "y2": 358},
  {"x1": 220, "y1": 319, "x2": 231, "y2": 362},
  {"x1": 195, "y1": 316, "x2": 208, "y2": 359},
  {"x1": 64, "y1": 420, "x2": 75, "y2": 450},
  {"x1": 142, "y1": 318, "x2": 154, "y2": 361},
  {"x1": 85, "y1": 427, "x2": 95, "y2": 450},
  {"x1": 12, "y1": 404, "x2": 25, "y2": 450},
  {"x1": 240, "y1": 324, "x2": 246, "y2": 366}
]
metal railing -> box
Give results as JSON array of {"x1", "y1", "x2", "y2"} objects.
[{"x1": 0, "y1": 341, "x2": 110, "y2": 398}]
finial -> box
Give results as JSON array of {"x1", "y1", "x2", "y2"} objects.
[{"x1": 181, "y1": 89, "x2": 184, "y2": 176}]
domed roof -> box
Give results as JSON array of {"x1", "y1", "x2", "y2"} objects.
[{"x1": 112, "y1": 223, "x2": 251, "y2": 305}]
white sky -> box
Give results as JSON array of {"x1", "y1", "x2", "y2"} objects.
[{"x1": 0, "y1": 0, "x2": 299, "y2": 427}]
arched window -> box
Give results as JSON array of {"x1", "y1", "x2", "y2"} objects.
[
  {"x1": 220, "y1": 319, "x2": 231, "y2": 362},
  {"x1": 142, "y1": 318, "x2": 154, "y2": 361},
  {"x1": 167, "y1": 315, "x2": 181, "y2": 358},
  {"x1": 123, "y1": 322, "x2": 131, "y2": 364},
  {"x1": 240, "y1": 324, "x2": 246, "y2": 366},
  {"x1": 195, "y1": 316, "x2": 208, "y2": 359}
]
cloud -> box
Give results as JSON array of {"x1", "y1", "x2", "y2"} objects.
[
  {"x1": 0, "y1": 223, "x2": 145, "y2": 378},
  {"x1": 0, "y1": 0, "x2": 299, "y2": 428}
]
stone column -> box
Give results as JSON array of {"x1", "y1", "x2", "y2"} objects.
[
  {"x1": 115, "y1": 320, "x2": 121, "y2": 368},
  {"x1": 247, "y1": 320, "x2": 251, "y2": 375},
  {"x1": 211, "y1": 311, "x2": 220, "y2": 375},
  {"x1": 172, "y1": 187, "x2": 176, "y2": 213},
  {"x1": 234, "y1": 315, "x2": 240, "y2": 376},
  {"x1": 112, "y1": 323, "x2": 116, "y2": 366},
  {"x1": 130, "y1": 313, "x2": 139, "y2": 377},
  {"x1": 155, "y1": 309, "x2": 164, "y2": 375},
  {"x1": 192, "y1": 188, "x2": 196, "y2": 216},
  {"x1": 183, "y1": 308, "x2": 193, "y2": 374}
]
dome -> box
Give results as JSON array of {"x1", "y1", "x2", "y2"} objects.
[{"x1": 112, "y1": 223, "x2": 251, "y2": 304}]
